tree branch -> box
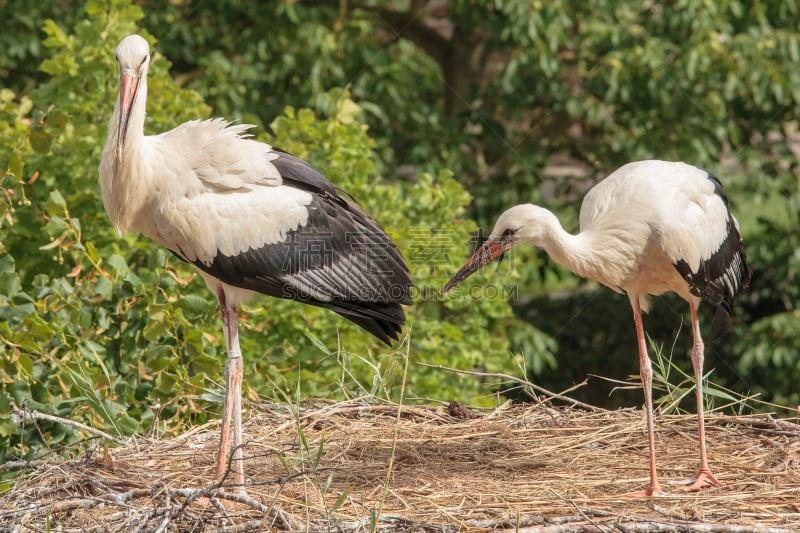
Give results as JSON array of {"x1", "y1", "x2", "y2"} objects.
[
  {"x1": 370, "y1": 7, "x2": 449, "y2": 66},
  {"x1": 11, "y1": 402, "x2": 129, "y2": 446}
]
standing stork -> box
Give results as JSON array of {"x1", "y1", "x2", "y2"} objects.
[
  {"x1": 99, "y1": 35, "x2": 413, "y2": 490},
  {"x1": 442, "y1": 160, "x2": 751, "y2": 496}
]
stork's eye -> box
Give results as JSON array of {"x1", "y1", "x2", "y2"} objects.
[
  {"x1": 140, "y1": 54, "x2": 149, "y2": 68},
  {"x1": 500, "y1": 228, "x2": 518, "y2": 238}
]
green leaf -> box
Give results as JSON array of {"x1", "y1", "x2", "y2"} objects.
[
  {"x1": 179, "y1": 294, "x2": 212, "y2": 314},
  {"x1": 94, "y1": 276, "x2": 113, "y2": 300},
  {"x1": 48, "y1": 109, "x2": 69, "y2": 129},
  {"x1": 7, "y1": 154, "x2": 23, "y2": 179},
  {"x1": 336, "y1": 98, "x2": 361, "y2": 124},
  {"x1": 41, "y1": 19, "x2": 68, "y2": 47},
  {"x1": 48, "y1": 189, "x2": 66, "y2": 208},
  {"x1": 143, "y1": 308, "x2": 172, "y2": 342},
  {"x1": 22, "y1": 314, "x2": 56, "y2": 341},
  {"x1": 85, "y1": 0, "x2": 108, "y2": 16},
  {"x1": 0, "y1": 255, "x2": 21, "y2": 298},
  {"x1": 86, "y1": 241, "x2": 101, "y2": 263},
  {"x1": 29, "y1": 125, "x2": 54, "y2": 154}
]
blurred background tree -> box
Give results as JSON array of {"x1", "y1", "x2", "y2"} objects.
[{"x1": 1, "y1": 0, "x2": 798, "y2": 463}]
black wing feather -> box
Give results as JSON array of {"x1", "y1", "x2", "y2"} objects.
[
  {"x1": 270, "y1": 148, "x2": 337, "y2": 195},
  {"x1": 674, "y1": 172, "x2": 752, "y2": 339},
  {"x1": 186, "y1": 188, "x2": 413, "y2": 345}
]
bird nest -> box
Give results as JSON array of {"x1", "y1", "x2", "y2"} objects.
[{"x1": 2, "y1": 399, "x2": 799, "y2": 532}]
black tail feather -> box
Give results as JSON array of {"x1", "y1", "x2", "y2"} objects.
[
  {"x1": 709, "y1": 297, "x2": 733, "y2": 340},
  {"x1": 334, "y1": 306, "x2": 405, "y2": 345},
  {"x1": 322, "y1": 299, "x2": 407, "y2": 346}
]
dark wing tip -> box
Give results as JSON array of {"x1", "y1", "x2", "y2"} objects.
[
  {"x1": 709, "y1": 298, "x2": 733, "y2": 340},
  {"x1": 708, "y1": 243, "x2": 752, "y2": 341},
  {"x1": 674, "y1": 214, "x2": 751, "y2": 340},
  {"x1": 322, "y1": 298, "x2": 408, "y2": 346}
]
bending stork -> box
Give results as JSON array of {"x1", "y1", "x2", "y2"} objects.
[
  {"x1": 99, "y1": 34, "x2": 412, "y2": 491},
  {"x1": 442, "y1": 160, "x2": 751, "y2": 496}
]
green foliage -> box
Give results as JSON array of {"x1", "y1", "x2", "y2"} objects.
[
  {"x1": 0, "y1": 0, "x2": 533, "y2": 463},
  {"x1": 0, "y1": 1, "x2": 85, "y2": 93}
]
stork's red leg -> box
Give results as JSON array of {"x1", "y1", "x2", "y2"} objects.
[
  {"x1": 625, "y1": 296, "x2": 666, "y2": 497},
  {"x1": 215, "y1": 289, "x2": 245, "y2": 492},
  {"x1": 674, "y1": 302, "x2": 721, "y2": 491}
]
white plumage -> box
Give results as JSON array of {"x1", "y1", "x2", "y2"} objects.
[
  {"x1": 443, "y1": 159, "x2": 751, "y2": 496},
  {"x1": 99, "y1": 34, "x2": 412, "y2": 492}
]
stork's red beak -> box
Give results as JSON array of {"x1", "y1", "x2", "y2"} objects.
[
  {"x1": 117, "y1": 72, "x2": 140, "y2": 150},
  {"x1": 441, "y1": 240, "x2": 505, "y2": 294}
]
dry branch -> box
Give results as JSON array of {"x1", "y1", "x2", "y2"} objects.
[
  {"x1": 11, "y1": 401, "x2": 129, "y2": 446},
  {"x1": 512, "y1": 525, "x2": 793, "y2": 533}
]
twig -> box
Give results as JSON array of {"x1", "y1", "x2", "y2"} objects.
[
  {"x1": 0, "y1": 481, "x2": 302, "y2": 531},
  {"x1": 549, "y1": 490, "x2": 613, "y2": 532},
  {"x1": 308, "y1": 403, "x2": 451, "y2": 423},
  {"x1": 50, "y1": 498, "x2": 97, "y2": 513},
  {"x1": 11, "y1": 402, "x2": 128, "y2": 446},
  {"x1": 0, "y1": 459, "x2": 48, "y2": 471},
  {"x1": 512, "y1": 526, "x2": 605, "y2": 533},
  {"x1": 211, "y1": 520, "x2": 281, "y2": 533},
  {"x1": 106, "y1": 487, "x2": 160, "y2": 506},
  {"x1": 170, "y1": 486, "x2": 302, "y2": 530},
  {"x1": 465, "y1": 514, "x2": 596, "y2": 528},
  {"x1": 175, "y1": 487, "x2": 268, "y2": 511},
  {"x1": 648, "y1": 502, "x2": 696, "y2": 522},
  {"x1": 509, "y1": 524, "x2": 794, "y2": 533},
  {"x1": 152, "y1": 489, "x2": 171, "y2": 533},
  {"x1": 418, "y1": 363, "x2": 606, "y2": 412}
]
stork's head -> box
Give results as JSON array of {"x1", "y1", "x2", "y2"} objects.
[
  {"x1": 441, "y1": 204, "x2": 556, "y2": 293},
  {"x1": 114, "y1": 34, "x2": 150, "y2": 152}
]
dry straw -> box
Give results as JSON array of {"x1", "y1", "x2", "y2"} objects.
[{"x1": 2, "y1": 394, "x2": 798, "y2": 532}]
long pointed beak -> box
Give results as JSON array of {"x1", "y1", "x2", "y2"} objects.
[
  {"x1": 117, "y1": 72, "x2": 140, "y2": 150},
  {"x1": 441, "y1": 240, "x2": 505, "y2": 294}
]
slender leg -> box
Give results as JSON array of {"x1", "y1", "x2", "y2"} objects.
[
  {"x1": 215, "y1": 289, "x2": 245, "y2": 492},
  {"x1": 626, "y1": 296, "x2": 665, "y2": 497},
  {"x1": 674, "y1": 301, "x2": 721, "y2": 490}
]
